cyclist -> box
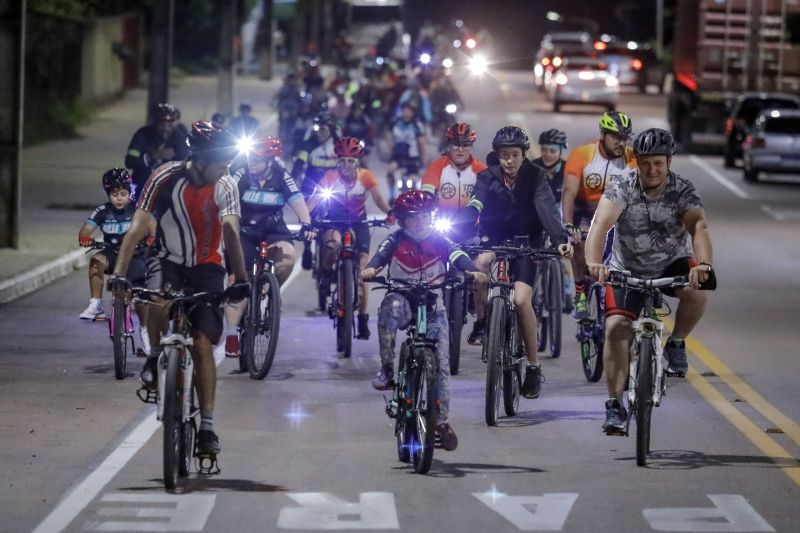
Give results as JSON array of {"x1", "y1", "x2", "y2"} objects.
[
  {"x1": 585, "y1": 128, "x2": 715, "y2": 434},
  {"x1": 229, "y1": 102, "x2": 261, "y2": 139},
  {"x1": 125, "y1": 103, "x2": 189, "y2": 196},
  {"x1": 387, "y1": 102, "x2": 426, "y2": 200},
  {"x1": 110, "y1": 121, "x2": 251, "y2": 456},
  {"x1": 532, "y1": 128, "x2": 576, "y2": 313},
  {"x1": 222, "y1": 136, "x2": 316, "y2": 357},
  {"x1": 461, "y1": 126, "x2": 573, "y2": 399},
  {"x1": 562, "y1": 111, "x2": 637, "y2": 319},
  {"x1": 306, "y1": 137, "x2": 393, "y2": 340},
  {"x1": 360, "y1": 190, "x2": 487, "y2": 451}
]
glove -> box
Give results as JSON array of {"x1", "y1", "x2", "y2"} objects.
[
  {"x1": 300, "y1": 223, "x2": 317, "y2": 241},
  {"x1": 79, "y1": 236, "x2": 94, "y2": 247},
  {"x1": 107, "y1": 275, "x2": 131, "y2": 293},
  {"x1": 224, "y1": 280, "x2": 251, "y2": 302}
]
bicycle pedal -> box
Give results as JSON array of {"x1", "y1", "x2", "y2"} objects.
[
  {"x1": 135, "y1": 386, "x2": 157, "y2": 404},
  {"x1": 666, "y1": 371, "x2": 686, "y2": 378},
  {"x1": 135, "y1": 348, "x2": 147, "y2": 358},
  {"x1": 604, "y1": 428, "x2": 628, "y2": 437},
  {"x1": 196, "y1": 455, "x2": 221, "y2": 476}
]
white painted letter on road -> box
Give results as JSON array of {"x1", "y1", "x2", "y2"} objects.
[
  {"x1": 84, "y1": 493, "x2": 215, "y2": 532},
  {"x1": 278, "y1": 492, "x2": 399, "y2": 530},
  {"x1": 643, "y1": 494, "x2": 775, "y2": 532},
  {"x1": 472, "y1": 489, "x2": 578, "y2": 531}
]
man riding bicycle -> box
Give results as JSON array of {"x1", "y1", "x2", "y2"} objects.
[
  {"x1": 111, "y1": 121, "x2": 251, "y2": 457},
  {"x1": 561, "y1": 111, "x2": 637, "y2": 319},
  {"x1": 461, "y1": 126, "x2": 573, "y2": 399},
  {"x1": 387, "y1": 102, "x2": 426, "y2": 200},
  {"x1": 585, "y1": 128, "x2": 715, "y2": 434},
  {"x1": 306, "y1": 136, "x2": 393, "y2": 340}
]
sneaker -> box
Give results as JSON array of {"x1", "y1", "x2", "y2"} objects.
[
  {"x1": 196, "y1": 429, "x2": 221, "y2": 456},
  {"x1": 79, "y1": 298, "x2": 106, "y2": 320},
  {"x1": 467, "y1": 319, "x2": 485, "y2": 345},
  {"x1": 371, "y1": 365, "x2": 394, "y2": 390},
  {"x1": 140, "y1": 357, "x2": 157, "y2": 390},
  {"x1": 522, "y1": 364, "x2": 544, "y2": 399},
  {"x1": 302, "y1": 246, "x2": 313, "y2": 271},
  {"x1": 573, "y1": 293, "x2": 589, "y2": 320},
  {"x1": 436, "y1": 423, "x2": 459, "y2": 451},
  {"x1": 562, "y1": 297, "x2": 574, "y2": 314},
  {"x1": 602, "y1": 399, "x2": 628, "y2": 434},
  {"x1": 357, "y1": 314, "x2": 371, "y2": 340},
  {"x1": 224, "y1": 335, "x2": 239, "y2": 358},
  {"x1": 139, "y1": 326, "x2": 151, "y2": 356},
  {"x1": 665, "y1": 337, "x2": 688, "y2": 374}
]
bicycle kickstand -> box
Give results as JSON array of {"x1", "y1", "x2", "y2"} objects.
[{"x1": 196, "y1": 454, "x2": 221, "y2": 476}]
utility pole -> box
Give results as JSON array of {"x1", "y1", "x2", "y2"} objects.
[
  {"x1": 0, "y1": 0, "x2": 26, "y2": 248},
  {"x1": 656, "y1": 0, "x2": 664, "y2": 60},
  {"x1": 218, "y1": 0, "x2": 237, "y2": 117},
  {"x1": 147, "y1": 0, "x2": 174, "y2": 121},
  {"x1": 257, "y1": 0, "x2": 274, "y2": 80}
]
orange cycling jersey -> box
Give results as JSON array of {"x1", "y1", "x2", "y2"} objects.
[
  {"x1": 564, "y1": 140, "x2": 636, "y2": 211},
  {"x1": 318, "y1": 167, "x2": 378, "y2": 219},
  {"x1": 420, "y1": 155, "x2": 487, "y2": 211}
]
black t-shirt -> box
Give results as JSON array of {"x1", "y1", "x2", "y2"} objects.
[
  {"x1": 531, "y1": 157, "x2": 565, "y2": 203},
  {"x1": 236, "y1": 163, "x2": 302, "y2": 237},
  {"x1": 86, "y1": 202, "x2": 136, "y2": 248},
  {"x1": 125, "y1": 125, "x2": 188, "y2": 190}
]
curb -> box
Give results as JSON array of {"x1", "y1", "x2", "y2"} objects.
[{"x1": 0, "y1": 249, "x2": 89, "y2": 305}]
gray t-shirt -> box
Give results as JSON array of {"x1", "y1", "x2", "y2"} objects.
[{"x1": 603, "y1": 171, "x2": 703, "y2": 277}]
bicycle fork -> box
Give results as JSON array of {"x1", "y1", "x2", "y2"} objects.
[
  {"x1": 155, "y1": 334, "x2": 194, "y2": 421},
  {"x1": 626, "y1": 318, "x2": 666, "y2": 411}
]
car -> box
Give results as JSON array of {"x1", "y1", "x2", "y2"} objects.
[
  {"x1": 599, "y1": 41, "x2": 665, "y2": 93},
  {"x1": 741, "y1": 108, "x2": 800, "y2": 182},
  {"x1": 723, "y1": 92, "x2": 800, "y2": 168},
  {"x1": 533, "y1": 31, "x2": 592, "y2": 91},
  {"x1": 547, "y1": 56, "x2": 619, "y2": 112}
]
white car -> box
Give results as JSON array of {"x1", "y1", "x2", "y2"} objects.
[{"x1": 547, "y1": 57, "x2": 619, "y2": 112}]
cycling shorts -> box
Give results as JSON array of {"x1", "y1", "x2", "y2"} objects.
[
  {"x1": 323, "y1": 220, "x2": 370, "y2": 255},
  {"x1": 225, "y1": 228, "x2": 294, "y2": 276},
  {"x1": 100, "y1": 249, "x2": 147, "y2": 286}
]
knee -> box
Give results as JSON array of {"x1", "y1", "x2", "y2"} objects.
[
  {"x1": 679, "y1": 288, "x2": 707, "y2": 308},
  {"x1": 605, "y1": 317, "x2": 631, "y2": 344}
]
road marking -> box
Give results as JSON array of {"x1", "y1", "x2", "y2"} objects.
[
  {"x1": 277, "y1": 492, "x2": 399, "y2": 530},
  {"x1": 688, "y1": 155, "x2": 750, "y2": 199},
  {"x1": 472, "y1": 490, "x2": 578, "y2": 531},
  {"x1": 643, "y1": 494, "x2": 774, "y2": 532},
  {"x1": 85, "y1": 493, "x2": 216, "y2": 532},
  {"x1": 760, "y1": 204, "x2": 800, "y2": 221}
]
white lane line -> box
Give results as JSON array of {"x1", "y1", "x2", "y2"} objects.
[
  {"x1": 688, "y1": 155, "x2": 750, "y2": 199},
  {"x1": 34, "y1": 265, "x2": 305, "y2": 532}
]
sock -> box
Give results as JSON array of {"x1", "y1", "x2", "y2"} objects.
[
  {"x1": 527, "y1": 361, "x2": 541, "y2": 369},
  {"x1": 200, "y1": 411, "x2": 214, "y2": 432},
  {"x1": 667, "y1": 336, "x2": 685, "y2": 346},
  {"x1": 224, "y1": 323, "x2": 238, "y2": 337}
]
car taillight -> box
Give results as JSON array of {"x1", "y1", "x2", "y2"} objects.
[
  {"x1": 631, "y1": 58, "x2": 643, "y2": 71},
  {"x1": 552, "y1": 56, "x2": 562, "y2": 67},
  {"x1": 725, "y1": 119, "x2": 734, "y2": 135},
  {"x1": 753, "y1": 136, "x2": 766, "y2": 148},
  {"x1": 542, "y1": 57, "x2": 551, "y2": 66}
]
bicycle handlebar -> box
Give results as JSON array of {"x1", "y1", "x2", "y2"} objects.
[
  {"x1": 312, "y1": 218, "x2": 389, "y2": 229},
  {"x1": 130, "y1": 286, "x2": 225, "y2": 307},
  {"x1": 367, "y1": 276, "x2": 466, "y2": 293},
  {"x1": 460, "y1": 244, "x2": 562, "y2": 259},
  {"x1": 605, "y1": 271, "x2": 689, "y2": 290}
]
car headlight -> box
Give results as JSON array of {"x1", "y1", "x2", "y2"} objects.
[
  {"x1": 442, "y1": 57, "x2": 454, "y2": 69},
  {"x1": 605, "y1": 76, "x2": 619, "y2": 87},
  {"x1": 445, "y1": 103, "x2": 458, "y2": 114},
  {"x1": 469, "y1": 54, "x2": 488, "y2": 75}
]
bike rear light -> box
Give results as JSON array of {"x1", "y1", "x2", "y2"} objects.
[
  {"x1": 497, "y1": 259, "x2": 509, "y2": 282},
  {"x1": 259, "y1": 242, "x2": 269, "y2": 258},
  {"x1": 630, "y1": 58, "x2": 643, "y2": 71},
  {"x1": 343, "y1": 231, "x2": 353, "y2": 247}
]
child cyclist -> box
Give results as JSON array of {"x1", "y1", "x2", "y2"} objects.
[
  {"x1": 360, "y1": 190, "x2": 487, "y2": 451},
  {"x1": 78, "y1": 169, "x2": 153, "y2": 350}
]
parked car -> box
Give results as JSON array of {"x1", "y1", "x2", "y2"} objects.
[
  {"x1": 533, "y1": 31, "x2": 592, "y2": 91},
  {"x1": 548, "y1": 56, "x2": 619, "y2": 112},
  {"x1": 724, "y1": 92, "x2": 800, "y2": 167},
  {"x1": 741, "y1": 108, "x2": 800, "y2": 182}
]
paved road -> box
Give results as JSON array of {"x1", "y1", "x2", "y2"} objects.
[{"x1": 2, "y1": 70, "x2": 799, "y2": 532}]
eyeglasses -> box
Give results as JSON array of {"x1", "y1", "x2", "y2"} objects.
[
  {"x1": 449, "y1": 143, "x2": 473, "y2": 150},
  {"x1": 337, "y1": 157, "x2": 358, "y2": 165}
]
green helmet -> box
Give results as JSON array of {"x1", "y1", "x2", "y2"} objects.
[{"x1": 599, "y1": 111, "x2": 633, "y2": 139}]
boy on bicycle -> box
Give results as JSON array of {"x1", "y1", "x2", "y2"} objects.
[{"x1": 361, "y1": 190, "x2": 487, "y2": 451}]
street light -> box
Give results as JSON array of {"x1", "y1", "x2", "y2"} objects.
[{"x1": 546, "y1": 11, "x2": 562, "y2": 22}]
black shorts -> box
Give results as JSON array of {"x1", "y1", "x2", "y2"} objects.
[
  {"x1": 146, "y1": 259, "x2": 226, "y2": 343},
  {"x1": 99, "y1": 249, "x2": 148, "y2": 286},
  {"x1": 510, "y1": 256, "x2": 538, "y2": 287},
  {"x1": 226, "y1": 229, "x2": 294, "y2": 276},
  {"x1": 322, "y1": 220, "x2": 370, "y2": 255}
]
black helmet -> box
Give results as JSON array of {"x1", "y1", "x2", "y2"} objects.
[
  {"x1": 632, "y1": 128, "x2": 676, "y2": 156},
  {"x1": 538, "y1": 128, "x2": 568, "y2": 148},
  {"x1": 313, "y1": 112, "x2": 341, "y2": 137},
  {"x1": 492, "y1": 126, "x2": 530, "y2": 151},
  {"x1": 599, "y1": 111, "x2": 633, "y2": 138},
  {"x1": 187, "y1": 121, "x2": 238, "y2": 161},
  {"x1": 102, "y1": 167, "x2": 132, "y2": 193},
  {"x1": 211, "y1": 112, "x2": 226, "y2": 128},
  {"x1": 152, "y1": 103, "x2": 179, "y2": 122}
]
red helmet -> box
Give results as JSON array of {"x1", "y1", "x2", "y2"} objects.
[
  {"x1": 334, "y1": 136, "x2": 365, "y2": 158},
  {"x1": 393, "y1": 190, "x2": 437, "y2": 218},
  {"x1": 445, "y1": 123, "x2": 477, "y2": 145},
  {"x1": 253, "y1": 135, "x2": 283, "y2": 158}
]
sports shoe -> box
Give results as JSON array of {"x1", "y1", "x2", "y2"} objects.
[
  {"x1": 139, "y1": 326, "x2": 151, "y2": 356},
  {"x1": 371, "y1": 365, "x2": 394, "y2": 390},
  {"x1": 665, "y1": 337, "x2": 688, "y2": 374},
  {"x1": 436, "y1": 423, "x2": 459, "y2": 451},
  {"x1": 357, "y1": 314, "x2": 371, "y2": 340},
  {"x1": 79, "y1": 298, "x2": 106, "y2": 320},
  {"x1": 302, "y1": 246, "x2": 313, "y2": 271},
  {"x1": 573, "y1": 293, "x2": 589, "y2": 320},
  {"x1": 522, "y1": 364, "x2": 544, "y2": 399},
  {"x1": 467, "y1": 319, "x2": 485, "y2": 345},
  {"x1": 224, "y1": 335, "x2": 239, "y2": 358},
  {"x1": 602, "y1": 399, "x2": 628, "y2": 434},
  {"x1": 562, "y1": 297, "x2": 574, "y2": 314},
  {"x1": 140, "y1": 357, "x2": 157, "y2": 390},
  {"x1": 197, "y1": 429, "x2": 221, "y2": 456}
]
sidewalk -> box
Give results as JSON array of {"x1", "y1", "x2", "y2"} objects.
[{"x1": 0, "y1": 70, "x2": 286, "y2": 304}]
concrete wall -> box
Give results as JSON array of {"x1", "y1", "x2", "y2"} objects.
[{"x1": 81, "y1": 14, "x2": 142, "y2": 104}]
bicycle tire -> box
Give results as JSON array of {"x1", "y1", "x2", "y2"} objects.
[
  {"x1": 635, "y1": 338, "x2": 655, "y2": 467},
  {"x1": 412, "y1": 350, "x2": 437, "y2": 474},
  {"x1": 112, "y1": 299, "x2": 127, "y2": 380},
  {"x1": 502, "y1": 362, "x2": 522, "y2": 416},
  {"x1": 447, "y1": 284, "x2": 465, "y2": 376},
  {"x1": 248, "y1": 271, "x2": 282, "y2": 379},
  {"x1": 317, "y1": 271, "x2": 329, "y2": 312},
  {"x1": 580, "y1": 284, "x2": 605, "y2": 382},
  {"x1": 548, "y1": 260, "x2": 563, "y2": 358},
  {"x1": 162, "y1": 347, "x2": 181, "y2": 490},
  {"x1": 396, "y1": 347, "x2": 412, "y2": 463},
  {"x1": 179, "y1": 393, "x2": 196, "y2": 477},
  {"x1": 484, "y1": 296, "x2": 507, "y2": 426},
  {"x1": 339, "y1": 259, "x2": 355, "y2": 358},
  {"x1": 534, "y1": 272, "x2": 548, "y2": 353}
]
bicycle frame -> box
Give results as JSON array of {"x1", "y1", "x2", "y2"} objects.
[{"x1": 627, "y1": 295, "x2": 667, "y2": 409}]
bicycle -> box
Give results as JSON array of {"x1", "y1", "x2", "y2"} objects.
[
  {"x1": 443, "y1": 265, "x2": 468, "y2": 375},
  {"x1": 465, "y1": 242, "x2": 561, "y2": 426},
  {"x1": 576, "y1": 278, "x2": 605, "y2": 382},
  {"x1": 371, "y1": 276, "x2": 463, "y2": 474},
  {"x1": 604, "y1": 271, "x2": 689, "y2": 467},
  {"x1": 533, "y1": 252, "x2": 563, "y2": 359}
]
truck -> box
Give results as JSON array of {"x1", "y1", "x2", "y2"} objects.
[{"x1": 667, "y1": 0, "x2": 800, "y2": 151}]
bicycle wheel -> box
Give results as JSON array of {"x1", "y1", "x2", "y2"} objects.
[
  {"x1": 247, "y1": 272, "x2": 282, "y2": 379},
  {"x1": 162, "y1": 347, "x2": 181, "y2": 490},
  {"x1": 548, "y1": 260, "x2": 563, "y2": 358},
  {"x1": 580, "y1": 284, "x2": 605, "y2": 382},
  {"x1": 447, "y1": 284, "x2": 465, "y2": 376},
  {"x1": 484, "y1": 296, "x2": 507, "y2": 426},
  {"x1": 338, "y1": 259, "x2": 355, "y2": 358},
  {"x1": 396, "y1": 348, "x2": 412, "y2": 463},
  {"x1": 502, "y1": 358, "x2": 522, "y2": 416},
  {"x1": 179, "y1": 390, "x2": 196, "y2": 477},
  {"x1": 635, "y1": 338, "x2": 655, "y2": 467},
  {"x1": 412, "y1": 349, "x2": 437, "y2": 474},
  {"x1": 534, "y1": 272, "x2": 548, "y2": 353},
  {"x1": 112, "y1": 299, "x2": 127, "y2": 380},
  {"x1": 317, "y1": 271, "x2": 329, "y2": 312}
]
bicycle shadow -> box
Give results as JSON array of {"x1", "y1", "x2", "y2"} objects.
[
  {"x1": 494, "y1": 409, "x2": 602, "y2": 428},
  {"x1": 615, "y1": 449, "x2": 799, "y2": 470},
  {"x1": 119, "y1": 478, "x2": 288, "y2": 494},
  {"x1": 416, "y1": 461, "x2": 546, "y2": 479}
]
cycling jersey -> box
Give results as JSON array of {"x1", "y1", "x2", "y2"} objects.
[
  {"x1": 125, "y1": 125, "x2": 189, "y2": 194},
  {"x1": 293, "y1": 136, "x2": 338, "y2": 197},
  {"x1": 316, "y1": 168, "x2": 378, "y2": 220},
  {"x1": 391, "y1": 118, "x2": 424, "y2": 160},
  {"x1": 86, "y1": 203, "x2": 136, "y2": 247},
  {"x1": 531, "y1": 157, "x2": 565, "y2": 203},
  {"x1": 137, "y1": 161, "x2": 240, "y2": 268},
  {"x1": 564, "y1": 140, "x2": 636, "y2": 215},
  {"x1": 236, "y1": 163, "x2": 302, "y2": 241},
  {"x1": 421, "y1": 156, "x2": 487, "y2": 212}
]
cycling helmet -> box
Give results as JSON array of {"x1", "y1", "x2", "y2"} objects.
[
  {"x1": 632, "y1": 128, "x2": 676, "y2": 156},
  {"x1": 599, "y1": 111, "x2": 633, "y2": 138},
  {"x1": 445, "y1": 123, "x2": 477, "y2": 145},
  {"x1": 152, "y1": 103, "x2": 179, "y2": 122},
  {"x1": 538, "y1": 128, "x2": 568, "y2": 148},
  {"x1": 313, "y1": 112, "x2": 341, "y2": 136},
  {"x1": 211, "y1": 112, "x2": 226, "y2": 128},
  {"x1": 393, "y1": 190, "x2": 437, "y2": 218},
  {"x1": 187, "y1": 121, "x2": 238, "y2": 161},
  {"x1": 492, "y1": 126, "x2": 530, "y2": 151},
  {"x1": 252, "y1": 135, "x2": 283, "y2": 159},
  {"x1": 102, "y1": 167, "x2": 132, "y2": 193},
  {"x1": 334, "y1": 136, "x2": 365, "y2": 158},
  {"x1": 239, "y1": 102, "x2": 252, "y2": 113}
]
